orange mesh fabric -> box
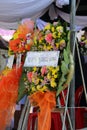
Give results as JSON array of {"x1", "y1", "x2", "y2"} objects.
[
  {"x1": 0, "y1": 65, "x2": 22, "y2": 130},
  {"x1": 29, "y1": 91, "x2": 56, "y2": 130}
]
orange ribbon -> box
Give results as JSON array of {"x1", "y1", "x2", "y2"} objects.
[
  {"x1": 0, "y1": 65, "x2": 22, "y2": 130},
  {"x1": 29, "y1": 91, "x2": 56, "y2": 130}
]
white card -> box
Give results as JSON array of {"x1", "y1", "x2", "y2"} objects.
[
  {"x1": 16, "y1": 53, "x2": 22, "y2": 68},
  {"x1": 6, "y1": 55, "x2": 14, "y2": 68},
  {"x1": 24, "y1": 51, "x2": 60, "y2": 67}
]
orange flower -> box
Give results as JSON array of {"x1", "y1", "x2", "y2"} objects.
[
  {"x1": 25, "y1": 44, "x2": 31, "y2": 51},
  {"x1": 9, "y1": 38, "x2": 21, "y2": 52}
]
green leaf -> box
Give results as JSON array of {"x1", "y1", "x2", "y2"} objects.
[
  {"x1": 17, "y1": 69, "x2": 27, "y2": 102},
  {"x1": 63, "y1": 49, "x2": 69, "y2": 64},
  {"x1": 61, "y1": 61, "x2": 69, "y2": 75},
  {"x1": 56, "y1": 75, "x2": 66, "y2": 96}
]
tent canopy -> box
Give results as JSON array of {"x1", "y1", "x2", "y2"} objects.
[
  {"x1": 0, "y1": 0, "x2": 69, "y2": 29},
  {"x1": 0, "y1": 0, "x2": 87, "y2": 30}
]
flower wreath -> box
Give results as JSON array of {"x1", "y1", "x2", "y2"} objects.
[
  {"x1": 17, "y1": 21, "x2": 74, "y2": 130},
  {"x1": 2, "y1": 20, "x2": 74, "y2": 130},
  {"x1": 78, "y1": 31, "x2": 87, "y2": 55},
  {"x1": 18, "y1": 21, "x2": 74, "y2": 100}
]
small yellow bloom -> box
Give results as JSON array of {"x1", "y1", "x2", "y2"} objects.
[
  {"x1": 51, "y1": 79, "x2": 57, "y2": 88},
  {"x1": 48, "y1": 66, "x2": 53, "y2": 70},
  {"x1": 52, "y1": 69, "x2": 57, "y2": 75},
  {"x1": 84, "y1": 39, "x2": 87, "y2": 44},
  {"x1": 40, "y1": 85, "x2": 47, "y2": 92},
  {"x1": 57, "y1": 32, "x2": 62, "y2": 38},
  {"x1": 2, "y1": 68, "x2": 11, "y2": 76},
  {"x1": 34, "y1": 37, "x2": 37, "y2": 44},
  {"x1": 31, "y1": 86, "x2": 36, "y2": 92},
  {"x1": 54, "y1": 74, "x2": 58, "y2": 78},
  {"x1": 52, "y1": 32, "x2": 57, "y2": 38},
  {"x1": 33, "y1": 67, "x2": 37, "y2": 72},
  {"x1": 55, "y1": 43, "x2": 60, "y2": 48},
  {"x1": 81, "y1": 36, "x2": 85, "y2": 41},
  {"x1": 47, "y1": 73, "x2": 51, "y2": 79},
  {"x1": 13, "y1": 31, "x2": 19, "y2": 39},
  {"x1": 51, "y1": 27, "x2": 55, "y2": 32},
  {"x1": 39, "y1": 39, "x2": 42, "y2": 43},
  {"x1": 56, "y1": 26, "x2": 63, "y2": 32},
  {"x1": 35, "y1": 79, "x2": 39, "y2": 85},
  {"x1": 43, "y1": 45, "x2": 47, "y2": 50},
  {"x1": 59, "y1": 39, "x2": 65, "y2": 45},
  {"x1": 37, "y1": 85, "x2": 41, "y2": 90},
  {"x1": 32, "y1": 77, "x2": 36, "y2": 83},
  {"x1": 47, "y1": 46, "x2": 52, "y2": 50},
  {"x1": 44, "y1": 24, "x2": 51, "y2": 30}
]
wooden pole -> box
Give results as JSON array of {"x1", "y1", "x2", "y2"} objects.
[{"x1": 69, "y1": 0, "x2": 76, "y2": 129}]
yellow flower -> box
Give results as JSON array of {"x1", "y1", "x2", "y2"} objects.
[
  {"x1": 56, "y1": 26, "x2": 63, "y2": 32},
  {"x1": 37, "y1": 85, "x2": 41, "y2": 90},
  {"x1": 33, "y1": 67, "x2": 37, "y2": 72},
  {"x1": 84, "y1": 39, "x2": 87, "y2": 44},
  {"x1": 52, "y1": 32, "x2": 57, "y2": 38},
  {"x1": 40, "y1": 85, "x2": 47, "y2": 92},
  {"x1": 2, "y1": 67, "x2": 11, "y2": 76},
  {"x1": 52, "y1": 69, "x2": 57, "y2": 75},
  {"x1": 31, "y1": 86, "x2": 36, "y2": 92},
  {"x1": 44, "y1": 24, "x2": 51, "y2": 30},
  {"x1": 47, "y1": 46, "x2": 52, "y2": 50},
  {"x1": 55, "y1": 43, "x2": 60, "y2": 48},
  {"x1": 13, "y1": 31, "x2": 20, "y2": 39},
  {"x1": 47, "y1": 73, "x2": 51, "y2": 79},
  {"x1": 39, "y1": 39, "x2": 42, "y2": 43},
  {"x1": 34, "y1": 37, "x2": 37, "y2": 44},
  {"x1": 81, "y1": 36, "x2": 85, "y2": 41},
  {"x1": 57, "y1": 32, "x2": 62, "y2": 38},
  {"x1": 48, "y1": 66, "x2": 53, "y2": 70},
  {"x1": 35, "y1": 79, "x2": 40, "y2": 85},
  {"x1": 32, "y1": 78, "x2": 34, "y2": 82},
  {"x1": 51, "y1": 79, "x2": 57, "y2": 88},
  {"x1": 51, "y1": 27, "x2": 55, "y2": 32},
  {"x1": 43, "y1": 44, "x2": 47, "y2": 50},
  {"x1": 54, "y1": 74, "x2": 58, "y2": 78},
  {"x1": 59, "y1": 39, "x2": 65, "y2": 45}
]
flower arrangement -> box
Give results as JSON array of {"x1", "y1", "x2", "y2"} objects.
[
  {"x1": 8, "y1": 20, "x2": 34, "y2": 55},
  {"x1": 18, "y1": 21, "x2": 74, "y2": 100},
  {"x1": 78, "y1": 31, "x2": 87, "y2": 55},
  {"x1": 17, "y1": 21, "x2": 74, "y2": 130},
  {"x1": 24, "y1": 66, "x2": 60, "y2": 95},
  {"x1": 32, "y1": 21, "x2": 67, "y2": 51},
  {"x1": 7, "y1": 20, "x2": 74, "y2": 130}
]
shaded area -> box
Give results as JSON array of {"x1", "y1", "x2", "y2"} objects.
[{"x1": 0, "y1": 37, "x2": 8, "y2": 50}]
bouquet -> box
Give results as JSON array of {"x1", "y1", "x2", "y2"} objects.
[
  {"x1": 8, "y1": 20, "x2": 34, "y2": 55},
  {"x1": 18, "y1": 21, "x2": 74, "y2": 98},
  {"x1": 78, "y1": 31, "x2": 87, "y2": 55}
]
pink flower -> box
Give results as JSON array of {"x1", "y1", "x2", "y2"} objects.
[
  {"x1": 41, "y1": 66, "x2": 47, "y2": 76},
  {"x1": 80, "y1": 42, "x2": 85, "y2": 46},
  {"x1": 27, "y1": 72, "x2": 33, "y2": 82},
  {"x1": 45, "y1": 33, "x2": 53, "y2": 43}
]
